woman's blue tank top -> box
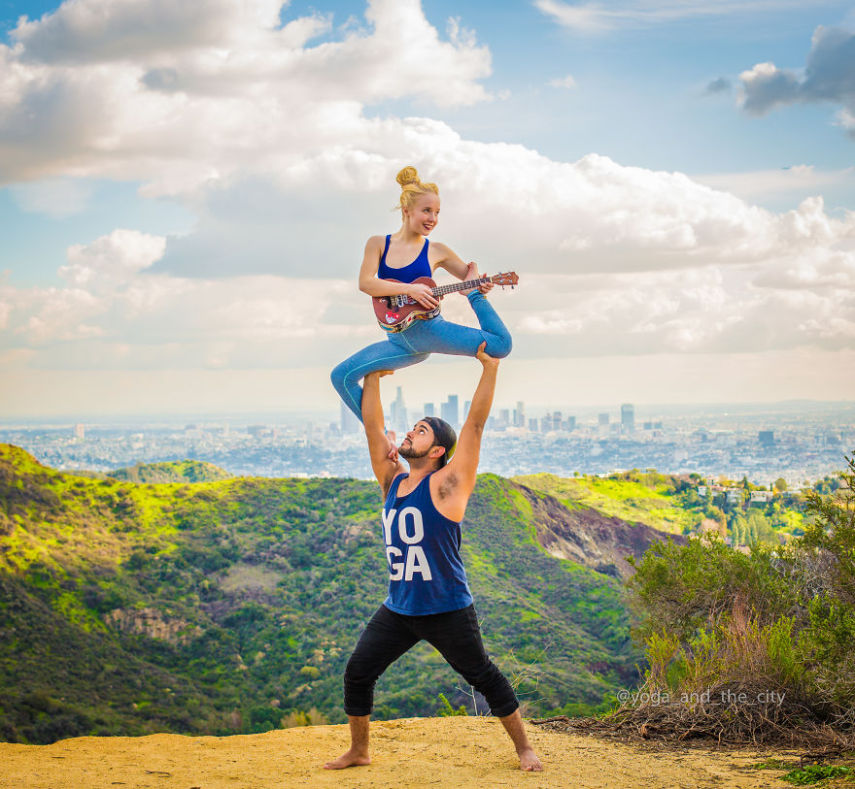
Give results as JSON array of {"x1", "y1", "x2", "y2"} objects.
[
  {"x1": 377, "y1": 234, "x2": 432, "y2": 283},
  {"x1": 381, "y1": 472, "x2": 473, "y2": 615}
]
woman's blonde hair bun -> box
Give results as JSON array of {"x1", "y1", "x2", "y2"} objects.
[
  {"x1": 396, "y1": 166, "x2": 420, "y2": 187},
  {"x1": 395, "y1": 165, "x2": 439, "y2": 213}
]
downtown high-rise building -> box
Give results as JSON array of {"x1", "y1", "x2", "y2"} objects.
[
  {"x1": 340, "y1": 401, "x2": 361, "y2": 435},
  {"x1": 441, "y1": 394, "x2": 459, "y2": 427},
  {"x1": 390, "y1": 386, "x2": 409, "y2": 433},
  {"x1": 621, "y1": 403, "x2": 635, "y2": 433}
]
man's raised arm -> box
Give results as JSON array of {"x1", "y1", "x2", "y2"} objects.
[
  {"x1": 438, "y1": 342, "x2": 498, "y2": 514},
  {"x1": 362, "y1": 371, "x2": 405, "y2": 495}
]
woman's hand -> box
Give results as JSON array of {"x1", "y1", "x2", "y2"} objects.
[{"x1": 407, "y1": 282, "x2": 439, "y2": 309}]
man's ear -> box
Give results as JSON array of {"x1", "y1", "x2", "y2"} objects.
[{"x1": 429, "y1": 445, "x2": 445, "y2": 461}]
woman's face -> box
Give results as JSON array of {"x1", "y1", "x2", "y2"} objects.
[{"x1": 404, "y1": 193, "x2": 440, "y2": 235}]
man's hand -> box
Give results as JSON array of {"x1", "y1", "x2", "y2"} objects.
[
  {"x1": 476, "y1": 341, "x2": 499, "y2": 369},
  {"x1": 459, "y1": 262, "x2": 493, "y2": 296},
  {"x1": 365, "y1": 370, "x2": 394, "y2": 382}
]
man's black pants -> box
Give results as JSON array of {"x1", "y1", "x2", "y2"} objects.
[{"x1": 343, "y1": 603, "x2": 519, "y2": 718}]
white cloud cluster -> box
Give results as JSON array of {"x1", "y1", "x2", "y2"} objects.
[
  {"x1": 0, "y1": 0, "x2": 852, "y2": 402},
  {"x1": 0, "y1": 0, "x2": 491, "y2": 187},
  {"x1": 739, "y1": 25, "x2": 855, "y2": 136},
  {"x1": 0, "y1": 228, "x2": 359, "y2": 362}
]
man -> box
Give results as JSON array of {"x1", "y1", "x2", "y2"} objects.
[{"x1": 324, "y1": 342, "x2": 542, "y2": 772}]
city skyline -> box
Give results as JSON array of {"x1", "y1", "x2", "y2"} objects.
[
  {"x1": 4, "y1": 399, "x2": 851, "y2": 490},
  {"x1": 1, "y1": 1, "x2": 854, "y2": 416}
]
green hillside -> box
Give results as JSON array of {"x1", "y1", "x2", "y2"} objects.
[
  {"x1": 0, "y1": 444, "x2": 645, "y2": 744},
  {"x1": 514, "y1": 471, "x2": 697, "y2": 534},
  {"x1": 515, "y1": 470, "x2": 809, "y2": 545},
  {"x1": 108, "y1": 460, "x2": 233, "y2": 483}
]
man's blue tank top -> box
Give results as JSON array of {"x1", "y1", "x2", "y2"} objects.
[
  {"x1": 377, "y1": 234, "x2": 432, "y2": 283},
  {"x1": 381, "y1": 472, "x2": 473, "y2": 615}
]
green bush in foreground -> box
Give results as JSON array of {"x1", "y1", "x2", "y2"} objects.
[{"x1": 625, "y1": 452, "x2": 855, "y2": 736}]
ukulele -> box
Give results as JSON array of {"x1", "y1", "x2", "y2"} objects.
[{"x1": 373, "y1": 272, "x2": 518, "y2": 332}]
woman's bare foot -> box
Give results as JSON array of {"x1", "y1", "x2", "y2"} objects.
[
  {"x1": 323, "y1": 749, "x2": 371, "y2": 770},
  {"x1": 518, "y1": 747, "x2": 543, "y2": 772},
  {"x1": 385, "y1": 430, "x2": 398, "y2": 461},
  {"x1": 459, "y1": 261, "x2": 493, "y2": 296}
]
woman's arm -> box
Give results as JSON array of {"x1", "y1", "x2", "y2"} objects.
[
  {"x1": 358, "y1": 237, "x2": 439, "y2": 308},
  {"x1": 431, "y1": 242, "x2": 469, "y2": 279}
]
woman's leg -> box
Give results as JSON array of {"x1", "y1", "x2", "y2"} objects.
[
  {"x1": 331, "y1": 336, "x2": 430, "y2": 423},
  {"x1": 406, "y1": 291, "x2": 512, "y2": 358}
]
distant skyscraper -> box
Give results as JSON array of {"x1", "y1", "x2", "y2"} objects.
[
  {"x1": 598, "y1": 412, "x2": 610, "y2": 426},
  {"x1": 340, "y1": 401, "x2": 360, "y2": 435},
  {"x1": 464, "y1": 400, "x2": 471, "y2": 421},
  {"x1": 73, "y1": 423, "x2": 85, "y2": 440},
  {"x1": 514, "y1": 401, "x2": 525, "y2": 428},
  {"x1": 621, "y1": 403, "x2": 635, "y2": 433},
  {"x1": 390, "y1": 386, "x2": 408, "y2": 432},
  {"x1": 424, "y1": 402, "x2": 435, "y2": 418},
  {"x1": 441, "y1": 394, "x2": 459, "y2": 427},
  {"x1": 759, "y1": 430, "x2": 774, "y2": 447},
  {"x1": 564, "y1": 416, "x2": 576, "y2": 431},
  {"x1": 528, "y1": 418, "x2": 538, "y2": 432}
]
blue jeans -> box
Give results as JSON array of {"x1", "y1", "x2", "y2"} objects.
[{"x1": 331, "y1": 291, "x2": 512, "y2": 422}]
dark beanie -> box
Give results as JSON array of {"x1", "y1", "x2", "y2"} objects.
[{"x1": 422, "y1": 416, "x2": 457, "y2": 468}]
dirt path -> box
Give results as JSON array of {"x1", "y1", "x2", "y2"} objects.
[{"x1": 0, "y1": 716, "x2": 794, "y2": 788}]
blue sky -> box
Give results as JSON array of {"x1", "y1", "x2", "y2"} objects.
[{"x1": 1, "y1": 0, "x2": 854, "y2": 417}]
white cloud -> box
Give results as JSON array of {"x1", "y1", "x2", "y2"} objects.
[
  {"x1": 549, "y1": 74, "x2": 577, "y2": 89},
  {"x1": 693, "y1": 165, "x2": 854, "y2": 202},
  {"x1": 534, "y1": 0, "x2": 821, "y2": 32},
  {"x1": 59, "y1": 229, "x2": 166, "y2": 289}
]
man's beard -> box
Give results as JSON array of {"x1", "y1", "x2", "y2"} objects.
[{"x1": 398, "y1": 442, "x2": 431, "y2": 460}]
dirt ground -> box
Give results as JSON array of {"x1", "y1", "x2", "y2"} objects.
[{"x1": 0, "y1": 716, "x2": 798, "y2": 788}]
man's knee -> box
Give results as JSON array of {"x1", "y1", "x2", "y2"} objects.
[{"x1": 462, "y1": 660, "x2": 518, "y2": 715}]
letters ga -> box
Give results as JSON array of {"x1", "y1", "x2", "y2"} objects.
[{"x1": 382, "y1": 506, "x2": 433, "y2": 582}]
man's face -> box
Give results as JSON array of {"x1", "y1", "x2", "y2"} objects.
[{"x1": 399, "y1": 420, "x2": 440, "y2": 461}]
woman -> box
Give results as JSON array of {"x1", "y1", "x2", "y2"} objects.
[{"x1": 331, "y1": 166, "x2": 512, "y2": 423}]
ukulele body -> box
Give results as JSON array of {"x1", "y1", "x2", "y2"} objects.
[{"x1": 372, "y1": 277, "x2": 441, "y2": 333}]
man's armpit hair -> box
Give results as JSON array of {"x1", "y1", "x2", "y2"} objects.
[{"x1": 437, "y1": 471, "x2": 458, "y2": 500}]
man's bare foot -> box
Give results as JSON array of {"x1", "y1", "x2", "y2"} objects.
[
  {"x1": 518, "y1": 747, "x2": 543, "y2": 772},
  {"x1": 323, "y1": 749, "x2": 371, "y2": 770}
]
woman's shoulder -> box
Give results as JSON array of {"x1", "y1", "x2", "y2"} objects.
[
  {"x1": 428, "y1": 240, "x2": 456, "y2": 264},
  {"x1": 364, "y1": 234, "x2": 388, "y2": 249}
]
